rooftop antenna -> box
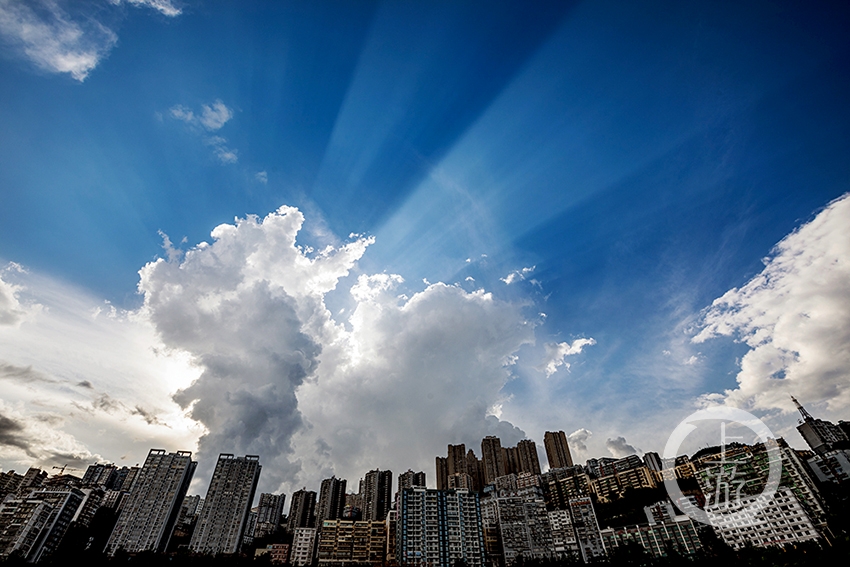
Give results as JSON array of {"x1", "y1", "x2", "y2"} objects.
[{"x1": 791, "y1": 395, "x2": 813, "y2": 421}]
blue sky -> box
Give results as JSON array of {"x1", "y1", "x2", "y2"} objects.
[{"x1": 1, "y1": 0, "x2": 849, "y2": 493}]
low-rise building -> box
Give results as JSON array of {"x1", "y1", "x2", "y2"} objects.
[
  {"x1": 291, "y1": 527, "x2": 318, "y2": 566},
  {"x1": 600, "y1": 517, "x2": 702, "y2": 558},
  {"x1": 317, "y1": 519, "x2": 386, "y2": 566},
  {"x1": 255, "y1": 543, "x2": 290, "y2": 564}
]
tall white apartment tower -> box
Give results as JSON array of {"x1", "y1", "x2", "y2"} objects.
[
  {"x1": 397, "y1": 488, "x2": 485, "y2": 567},
  {"x1": 190, "y1": 454, "x2": 262, "y2": 555},
  {"x1": 105, "y1": 449, "x2": 196, "y2": 555}
]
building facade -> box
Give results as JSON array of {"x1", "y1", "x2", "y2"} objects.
[
  {"x1": 0, "y1": 488, "x2": 84, "y2": 562},
  {"x1": 189, "y1": 454, "x2": 261, "y2": 555},
  {"x1": 290, "y1": 527, "x2": 318, "y2": 566},
  {"x1": 544, "y1": 432, "x2": 574, "y2": 470},
  {"x1": 317, "y1": 519, "x2": 387, "y2": 566},
  {"x1": 105, "y1": 449, "x2": 196, "y2": 555},
  {"x1": 480, "y1": 488, "x2": 553, "y2": 567},
  {"x1": 255, "y1": 493, "x2": 286, "y2": 540},
  {"x1": 288, "y1": 489, "x2": 318, "y2": 532},
  {"x1": 568, "y1": 497, "x2": 605, "y2": 563},
  {"x1": 704, "y1": 488, "x2": 820, "y2": 549},
  {"x1": 599, "y1": 517, "x2": 702, "y2": 558},
  {"x1": 397, "y1": 488, "x2": 485, "y2": 567},
  {"x1": 317, "y1": 477, "x2": 348, "y2": 522},
  {"x1": 362, "y1": 470, "x2": 392, "y2": 522},
  {"x1": 482, "y1": 437, "x2": 506, "y2": 486}
]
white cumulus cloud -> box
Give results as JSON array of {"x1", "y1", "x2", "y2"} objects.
[
  {"x1": 205, "y1": 135, "x2": 238, "y2": 164},
  {"x1": 170, "y1": 100, "x2": 234, "y2": 132},
  {"x1": 170, "y1": 100, "x2": 239, "y2": 164},
  {"x1": 138, "y1": 206, "x2": 374, "y2": 489},
  {"x1": 0, "y1": 0, "x2": 180, "y2": 82},
  {"x1": 199, "y1": 100, "x2": 233, "y2": 131},
  {"x1": 567, "y1": 428, "x2": 592, "y2": 455},
  {"x1": 501, "y1": 265, "x2": 535, "y2": 285},
  {"x1": 114, "y1": 0, "x2": 181, "y2": 17},
  {"x1": 294, "y1": 280, "x2": 535, "y2": 488},
  {"x1": 0, "y1": 268, "x2": 27, "y2": 326},
  {"x1": 138, "y1": 206, "x2": 540, "y2": 492},
  {"x1": 2, "y1": 204, "x2": 591, "y2": 493},
  {"x1": 606, "y1": 436, "x2": 639, "y2": 458},
  {"x1": 0, "y1": 0, "x2": 117, "y2": 81},
  {"x1": 536, "y1": 337, "x2": 596, "y2": 377},
  {"x1": 693, "y1": 193, "x2": 850, "y2": 415}
]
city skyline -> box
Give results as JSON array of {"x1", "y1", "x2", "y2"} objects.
[
  {"x1": 2, "y1": 395, "x2": 845, "y2": 561},
  {"x1": 1, "y1": 0, "x2": 850, "y2": 498}
]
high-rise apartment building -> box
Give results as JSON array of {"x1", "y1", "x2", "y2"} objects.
[
  {"x1": 547, "y1": 509, "x2": 579, "y2": 557},
  {"x1": 447, "y1": 444, "x2": 468, "y2": 476},
  {"x1": 439, "y1": 444, "x2": 480, "y2": 491},
  {"x1": 482, "y1": 437, "x2": 506, "y2": 486},
  {"x1": 793, "y1": 396, "x2": 850, "y2": 455},
  {"x1": 397, "y1": 488, "x2": 485, "y2": 567},
  {"x1": 467, "y1": 450, "x2": 484, "y2": 492},
  {"x1": 173, "y1": 494, "x2": 203, "y2": 542},
  {"x1": 516, "y1": 440, "x2": 542, "y2": 476},
  {"x1": 451, "y1": 472, "x2": 476, "y2": 490},
  {"x1": 19, "y1": 468, "x2": 47, "y2": 494},
  {"x1": 643, "y1": 451, "x2": 663, "y2": 472},
  {"x1": 692, "y1": 439, "x2": 826, "y2": 531},
  {"x1": 704, "y1": 488, "x2": 820, "y2": 549},
  {"x1": 288, "y1": 490, "x2": 317, "y2": 531},
  {"x1": 541, "y1": 467, "x2": 590, "y2": 510},
  {"x1": 543, "y1": 432, "x2": 574, "y2": 470},
  {"x1": 589, "y1": 465, "x2": 656, "y2": 503},
  {"x1": 255, "y1": 493, "x2": 286, "y2": 540},
  {"x1": 398, "y1": 470, "x2": 426, "y2": 491},
  {"x1": 117, "y1": 466, "x2": 141, "y2": 493},
  {"x1": 0, "y1": 487, "x2": 85, "y2": 562},
  {"x1": 190, "y1": 454, "x2": 261, "y2": 555},
  {"x1": 480, "y1": 487, "x2": 553, "y2": 565},
  {"x1": 82, "y1": 463, "x2": 119, "y2": 489},
  {"x1": 362, "y1": 470, "x2": 392, "y2": 521},
  {"x1": 106, "y1": 449, "x2": 196, "y2": 555},
  {"x1": 317, "y1": 476, "x2": 347, "y2": 521},
  {"x1": 502, "y1": 446, "x2": 520, "y2": 476},
  {"x1": 585, "y1": 457, "x2": 617, "y2": 479},
  {"x1": 435, "y1": 457, "x2": 448, "y2": 490},
  {"x1": 600, "y1": 517, "x2": 702, "y2": 558},
  {"x1": 568, "y1": 496, "x2": 605, "y2": 562}
]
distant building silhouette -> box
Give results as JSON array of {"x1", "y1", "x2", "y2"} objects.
[
  {"x1": 544, "y1": 431, "x2": 574, "y2": 469},
  {"x1": 481, "y1": 436, "x2": 506, "y2": 485}
]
